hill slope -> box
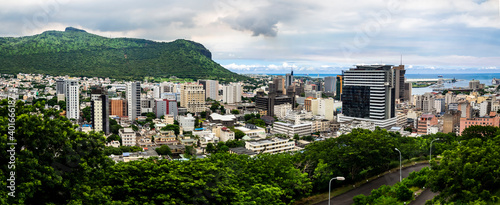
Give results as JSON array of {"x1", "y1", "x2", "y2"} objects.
[{"x1": 0, "y1": 27, "x2": 246, "y2": 81}]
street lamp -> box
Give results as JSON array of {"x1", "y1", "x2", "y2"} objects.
[
  {"x1": 395, "y1": 148, "x2": 402, "y2": 182},
  {"x1": 430, "y1": 138, "x2": 441, "y2": 169},
  {"x1": 329, "y1": 176, "x2": 345, "y2": 205}
]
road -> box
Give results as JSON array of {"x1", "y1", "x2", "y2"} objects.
[
  {"x1": 410, "y1": 189, "x2": 439, "y2": 205},
  {"x1": 314, "y1": 163, "x2": 429, "y2": 205}
]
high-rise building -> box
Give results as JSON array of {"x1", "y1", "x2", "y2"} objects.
[
  {"x1": 199, "y1": 80, "x2": 219, "y2": 100},
  {"x1": 92, "y1": 94, "x2": 109, "y2": 134},
  {"x1": 56, "y1": 78, "x2": 66, "y2": 95},
  {"x1": 285, "y1": 71, "x2": 294, "y2": 88},
  {"x1": 403, "y1": 82, "x2": 412, "y2": 102},
  {"x1": 415, "y1": 93, "x2": 435, "y2": 113},
  {"x1": 335, "y1": 75, "x2": 343, "y2": 98},
  {"x1": 155, "y1": 99, "x2": 178, "y2": 119},
  {"x1": 222, "y1": 83, "x2": 242, "y2": 104},
  {"x1": 271, "y1": 76, "x2": 285, "y2": 95},
  {"x1": 110, "y1": 99, "x2": 127, "y2": 117},
  {"x1": 339, "y1": 65, "x2": 397, "y2": 128},
  {"x1": 324, "y1": 76, "x2": 336, "y2": 93},
  {"x1": 152, "y1": 86, "x2": 160, "y2": 99},
  {"x1": 393, "y1": 65, "x2": 406, "y2": 101},
  {"x1": 180, "y1": 83, "x2": 206, "y2": 113},
  {"x1": 65, "y1": 79, "x2": 79, "y2": 120},
  {"x1": 127, "y1": 82, "x2": 141, "y2": 122}
]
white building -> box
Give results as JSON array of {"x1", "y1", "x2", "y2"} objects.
[
  {"x1": 272, "y1": 121, "x2": 313, "y2": 137},
  {"x1": 245, "y1": 138, "x2": 300, "y2": 154},
  {"x1": 222, "y1": 83, "x2": 242, "y2": 104},
  {"x1": 65, "y1": 79, "x2": 79, "y2": 120},
  {"x1": 274, "y1": 103, "x2": 292, "y2": 120},
  {"x1": 179, "y1": 113, "x2": 196, "y2": 131},
  {"x1": 199, "y1": 80, "x2": 219, "y2": 100},
  {"x1": 92, "y1": 95, "x2": 109, "y2": 134},
  {"x1": 193, "y1": 130, "x2": 219, "y2": 148},
  {"x1": 127, "y1": 82, "x2": 141, "y2": 122},
  {"x1": 119, "y1": 128, "x2": 136, "y2": 146}
]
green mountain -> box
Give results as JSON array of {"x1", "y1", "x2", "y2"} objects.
[{"x1": 0, "y1": 27, "x2": 246, "y2": 81}]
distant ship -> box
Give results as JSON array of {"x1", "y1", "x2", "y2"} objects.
[{"x1": 438, "y1": 75, "x2": 443, "y2": 78}]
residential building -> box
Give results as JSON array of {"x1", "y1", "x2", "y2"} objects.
[
  {"x1": 119, "y1": 128, "x2": 136, "y2": 146},
  {"x1": 415, "y1": 93, "x2": 435, "y2": 113},
  {"x1": 65, "y1": 79, "x2": 79, "y2": 120},
  {"x1": 92, "y1": 94, "x2": 110, "y2": 134},
  {"x1": 469, "y1": 79, "x2": 480, "y2": 90},
  {"x1": 179, "y1": 113, "x2": 195, "y2": 131},
  {"x1": 417, "y1": 114, "x2": 438, "y2": 135},
  {"x1": 443, "y1": 110, "x2": 461, "y2": 134},
  {"x1": 459, "y1": 112, "x2": 500, "y2": 135},
  {"x1": 127, "y1": 82, "x2": 141, "y2": 122},
  {"x1": 222, "y1": 83, "x2": 242, "y2": 104},
  {"x1": 155, "y1": 99, "x2": 178, "y2": 119},
  {"x1": 180, "y1": 83, "x2": 206, "y2": 113},
  {"x1": 110, "y1": 99, "x2": 127, "y2": 117},
  {"x1": 274, "y1": 103, "x2": 292, "y2": 120},
  {"x1": 339, "y1": 65, "x2": 397, "y2": 128},
  {"x1": 199, "y1": 80, "x2": 219, "y2": 100},
  {"x1": 285, "y1": 71, "x2": 294, "y2": 88}
]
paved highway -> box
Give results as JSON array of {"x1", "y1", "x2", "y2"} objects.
[
  {"x1": 410, "y1": 189, "x2": 439, "y2": 205},
  {"x1": 315, "y1": 163, "x2": 429, "y2": 205}
]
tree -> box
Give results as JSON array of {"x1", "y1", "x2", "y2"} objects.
[
  {"x1": 106, "y1": 134, "x2": 121, "y2": 145},
  {"x1": 206, "y1": 143, "x2": 216, "y2": 153},
  {"x1": 161, "y1": 124, "x2": 180, "y2": 135},
  {"x1": 184, "y1": 146, "x2": 195, "y2": 157},
  {"x1": 234, "y1": 129, "x2": 245, "y2": 140},
  {"x1": 231, "y1": 109, "x2": 240, "y2": 114},
  {"x1": 82, "y1": 106, "x2": 92, "y2": 122},
  {"x1": 155, "y1": 145, "x2": 172, "y2": 156},
  {"x1": 396, "y1": 184, "x2": 413, "y2": 201},
  {"x1": 131, "y1": 124, "x2": 139, "y2": 131}
]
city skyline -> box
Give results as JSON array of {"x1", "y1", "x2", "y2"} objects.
[{"x1": 1, "y1": 0, "x2": 500, "y2": 74}]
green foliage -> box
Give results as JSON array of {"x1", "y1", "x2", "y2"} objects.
[
  {"x1": 161, "y1": 124, "x2": 180, "y2": 135},
  {"x1": 396, "y1": 184, "x2": 413, "y2": 201},
  {"x1": 155, "y1": 145, "x2": 172, "y2": 156},
  {"x1": 106, "y1": 134, "x2": 121, "y2": 145},
  {"x1": 103, "y1": 146, "x2": 123, "y2": 155},
  {"x1": 82, "y1": 106, "x2": 91, "y2": 122},
  {"x1": 109, "y1": 118, "x2": 122, "y2": 135},
  {"x1": 427, "y1": 126, "x2": 500, "y2": 204},
  {"x1": 0, "y1": 29, "x2": 248, "y2": 81},
  {"x1": 231, "y1": 109, "x2": 240, "y2": 114},
  {"x1": 234, "y1": 129, "x2": 245, "y2": 140}
]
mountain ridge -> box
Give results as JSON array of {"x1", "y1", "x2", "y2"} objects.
[{"x1": 0, "y1": 27, "x2": 245, "y2": 81}]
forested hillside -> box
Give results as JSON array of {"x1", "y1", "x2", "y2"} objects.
[{"x1": 0, "y1": 27, "x2": 246, "y2": 81}]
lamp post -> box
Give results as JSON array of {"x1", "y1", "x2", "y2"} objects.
[
  {"x1": 430, "y1": 138, "x2": 441, "y2": 169},
  {"x1": 329, "y1": 176, "x2": 345, "y2": 205},
  {"x1": 395, "y1": 148, "x2": 402, "y2": 182}
]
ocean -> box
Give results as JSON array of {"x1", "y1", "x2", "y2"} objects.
[{"x1": 267, "y1": 73, "x2": 500, "y2": 95}]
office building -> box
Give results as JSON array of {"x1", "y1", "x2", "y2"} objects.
[
  {"x1": 335, "y1": 75, "x2": 343, "y2": 98},
  {"x1": 92, "y1": 94, "x2": 109, "y2": 134},
  {"x1": 199, "y1": 80, "x2": 219, "y2": 100},
  {"x1": 339, "y1": 65, "x2": 397, "y2": 128},
  {"x1": 393, "y1": 65, "x2": 406, "y2": 101},
  {"x1": 65, "y1": 79, "x2": 79, "y2": 120},
  {"x1": 222, "y1": 83, "x2": 242, "y2": 104},
  {"x1": 324, "y1": 76, "x2": 336, "y2": 93},
  {"x1": 180, "y1": 83, "x2": 206, "y2": 113},
  {"x1": 469, "y1": 79, "x2": 480, "y2": 90},
  {"x1": 56, "y1": 78, "x2": 65, "y2": 95},
  {"x1": 285, "y1": 71, "x2": 294, "y2": 88},
  {"x1": 127, "y1": 82, "x2": 141, "y2": 122}
]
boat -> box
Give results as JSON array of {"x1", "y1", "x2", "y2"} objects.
[{"x1": 438, "y1": 75, "x2": 443, "y2": 78}]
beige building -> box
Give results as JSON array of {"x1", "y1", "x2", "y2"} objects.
[
  {"x1": 212, "y1": 125, "x2": 235, "y2": 142},
  {"x1": 245, "y1": 138, "x2": 300, "y2": 154},
  {"x1": 180, "y1": 83, "x2": 206, "y2": 113}
]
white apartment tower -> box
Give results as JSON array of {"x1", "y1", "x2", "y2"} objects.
[
  {"x1": 222, "y1": 83, "x2": 242, "y2": 104},
  {"x1": 127, "y1": 82, "x2": 141, "y2": 122},
  {"x1": 65, "y1": 79, "x2": 79, "y2": 120}
]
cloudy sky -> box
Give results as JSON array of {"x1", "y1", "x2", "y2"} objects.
[{"x1": 1, "y1": 0, "x2": 500, "y2": 74}]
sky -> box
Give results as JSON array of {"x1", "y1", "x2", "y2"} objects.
[{"x1": 1, "y1": 0, "x2": 500, "y2": 74}]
